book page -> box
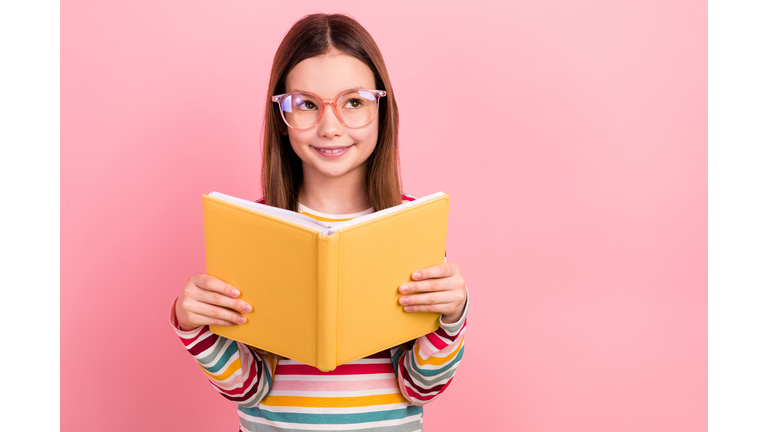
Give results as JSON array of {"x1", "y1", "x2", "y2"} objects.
[
  {"x1": 208, "y1": 192, "x2": 328, "y2": 232},
  {"x1": 327, "y1": 191, "x2": 445, "y2": 234},
  {"x1": 209, "y1": 191, "x2": 446, "y2": 236}
]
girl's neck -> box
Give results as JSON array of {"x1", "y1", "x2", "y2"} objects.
[{"x1": 298, "y1": 171, "x2": 372, "y2": 214}]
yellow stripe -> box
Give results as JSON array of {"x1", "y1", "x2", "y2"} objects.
[
  {"x1": 260, "y1": 392, "x2": 407, "y2": 408},
  {"x1": 299, "y1": 211, "x2": 353, "y2": 223},
  {"x1": 414, "y1": 335, "x2": 464, "y2": 366},
  {"x1": 198, "y1": 357, "x2": 242, "y2": 381}
]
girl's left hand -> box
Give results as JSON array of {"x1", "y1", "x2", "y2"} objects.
[{"x1": 398, "y1": 262, "x2": 467, "y2": 324}]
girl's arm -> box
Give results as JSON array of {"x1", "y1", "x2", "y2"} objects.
[
  {"x1": 391, "y1": 262, "x2": 469, "y2": 405},
  {"x1": 170, "y1": 274, "x2": 276, "y2": 407}
]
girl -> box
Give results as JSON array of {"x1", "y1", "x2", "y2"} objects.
[{"x1": 171, "y1": 13, "x2": 469, "y2": 432}]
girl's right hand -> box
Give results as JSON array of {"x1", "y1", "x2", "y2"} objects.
[{"x1": 175, "y1": 273, "x2": 253, "y2": 331}]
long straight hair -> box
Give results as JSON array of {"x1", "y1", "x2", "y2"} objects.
[{"x1": 261, "y1": 14, "x2": 402, "y2": 212}]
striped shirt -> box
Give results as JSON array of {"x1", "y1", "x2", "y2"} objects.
[{"x1": 170, "y1": 193, "x2": 468, "y2": 431}]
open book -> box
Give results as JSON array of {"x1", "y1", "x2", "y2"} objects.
[{"x1": 202, "y1": 191, "x2": 450, "y2": 372}]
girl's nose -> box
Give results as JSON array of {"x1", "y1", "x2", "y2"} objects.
[{"x1": 316, "y1": 105, "x2": 344, "y2": 138}]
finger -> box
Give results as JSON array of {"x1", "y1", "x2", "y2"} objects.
[
  {"x1": 399, "y1": 291, "x2": 457, "y2": 308},
  {"x1": 194, "y1": 288, "x2": 252, "y2": 314},
  {"x1": 401, "y1": 303, "x2": 455, "y2": 315},
  {"x1": 186, "y1": 312, "x2": 238, "y2": 327},
  {"x1": 185, "y1": 300, "x2": 248, "y2": 325},
  {"x1": 194, "y1": 274, "x2": 241, "y2": 298},
  {"x1": 399, "y1": 277, "x2": 451, "y2": 294},
  {"x1": 412, "y1": 262, "x2": 456, "y2": 281},
  {"x1": 189, "y1": 274, "x2": 252, "y2": 313}
]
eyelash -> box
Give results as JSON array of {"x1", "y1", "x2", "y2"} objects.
[
  {"x1": 343, "y1": 99, "x2": 364, "y2": 109},
  {"x1": 298, "y1": 101, "x2": 318, "y2": 110}
]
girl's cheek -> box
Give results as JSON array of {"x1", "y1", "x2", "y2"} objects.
[{"x1": 287, "y1": 134, "x2": 314, "y2": 159}]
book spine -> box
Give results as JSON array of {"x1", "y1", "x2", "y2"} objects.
[{"x1": 316, "y1": 233, "x2": 339, "y2": 372}]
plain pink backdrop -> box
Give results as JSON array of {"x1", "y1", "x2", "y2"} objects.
[{"x1": 61, "y1": 1, "x2": 706, "y2": 431}]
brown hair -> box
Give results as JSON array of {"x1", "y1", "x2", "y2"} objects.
[{"x1": 261, "y1": 13, "x2": 402, "y2": 212}]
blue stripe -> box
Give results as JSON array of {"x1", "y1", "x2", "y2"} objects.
[
  {"x1": 264, "y1": 362, "x2": 273, "y2": 389},
  {"x1": 240, "y1": 405, "x2": 423, "y2": 425},
  {"x1": 201, "y1": 340, "x2": 239, "y2": 373},
  {"x1": 197, "y1": 334, "x2": 229, "y2": 364},
  {"x1": 390, "y1": 347, "x2": 404, "y2": 378}
]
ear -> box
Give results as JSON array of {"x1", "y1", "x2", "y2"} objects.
[{"x1": 278, "y1": 122, "x2": 288, "y2": 136}]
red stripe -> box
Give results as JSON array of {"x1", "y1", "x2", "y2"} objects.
[
  {"x1": 433, "y1": 327, "x2": 451, "y2": 340},
  {"x1": 180, "y1": 325, "x2": 212, "y2": 347},
  {"x1": 434, "y1": 319, "x2": 466, "y2": 341},
  {"x1": 398, "y1": 360, "x2": 448, "y2": 396},
  {"x1": 405, "y1": 377, "x2": 453, "y2": 401},
  {"x1": 425, "y1": 332, "x2": 448, "y2": 351},
  {"x1": 276, "y1": 363, "x2": 393, "y2": 376},
  {"x1": 171, "y1": 299, "x2": 209, "y2": 346},
  {"x1": 188, "y1": 332, "x2": 219, "y2": 356},
  {"x1": 364, "y1": 350, "x2": 391, "y2": 359}
]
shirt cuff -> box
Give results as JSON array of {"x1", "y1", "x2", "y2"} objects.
[
  {"x1": 439, "y1": 285, "x2": 469, "y2": 333},
  {"x1": 169, "y1": 297, "x2": 205, "y2": 338}
]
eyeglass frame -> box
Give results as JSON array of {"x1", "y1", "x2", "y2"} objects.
[{"x1": 271, "y1": 89, "x2": 387, "y2": 131}]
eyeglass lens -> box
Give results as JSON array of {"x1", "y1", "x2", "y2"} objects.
[{"x1": 280, "y1": 90, "x2": 378, "y2": 129}]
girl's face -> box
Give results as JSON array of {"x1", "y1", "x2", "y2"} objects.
[{"x1": 283, "y1": 49, "x2": 379, "y2": 186}]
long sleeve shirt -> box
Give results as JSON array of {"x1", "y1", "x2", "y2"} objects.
[{"x1": 171, "y1": 194, "x2": 468, "y2": 431}]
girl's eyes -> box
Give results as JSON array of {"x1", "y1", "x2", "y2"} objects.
[
  {"x1": 291, "y1": 94, "x2": 366, "y2": 111},
  {"x1": 342, "y1": 98, "x2": 364, "y2": 109},
  {"x1": 297, "y1": 100, "x2": 317, "y2": 110}
]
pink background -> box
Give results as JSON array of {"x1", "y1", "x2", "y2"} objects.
[{"x1": 61, "y1": 1, "x2": 706, "y2": 431}]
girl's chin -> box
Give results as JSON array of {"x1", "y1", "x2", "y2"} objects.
[
  {"x1": 317, "y1": 168, "x2": 358, "y2": 179},
  {"x1": 305, "y1": 162, "x2": 365, "y2": 181}
]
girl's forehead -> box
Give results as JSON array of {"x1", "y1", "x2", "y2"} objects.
[{"x1": 285, "y1": 52, "x2": 376, "y2": 96}]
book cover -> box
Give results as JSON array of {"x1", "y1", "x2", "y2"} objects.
[{"x1": 202, "y1": 192, "x2": 450, "y2": 371}]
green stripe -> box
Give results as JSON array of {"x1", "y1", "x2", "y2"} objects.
[
  {"x1": 239, "y1": 406, "x2": 423, "y2": 431},
  {"x1": 200, "y1": 339, "x2": 239, "y2": 373},
  {"x1": 197, "y1": 334, "x2": 231, "y2": 364},
  {"x1": 241, "y1": 405, "x2": 422, "y2": 425},
  {"x1": 405, "y1": 346, "x2": 464, "y2": 379}
]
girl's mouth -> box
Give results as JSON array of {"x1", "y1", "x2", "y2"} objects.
[{"x1": 313, "y1": 145, "x2": 353, "y2": 158}]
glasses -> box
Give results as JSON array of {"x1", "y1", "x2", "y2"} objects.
[{"x1": 272, "y1": 89, "x2": 386, "y2": 131}]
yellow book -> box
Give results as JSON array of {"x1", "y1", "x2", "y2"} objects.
[{"x1": 202, "y1": 191, "x2": 450, "y2": 372}]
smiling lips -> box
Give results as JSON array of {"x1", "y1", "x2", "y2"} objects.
[{"x1": 313, "y1": 145, "x2": 353, "y2": 157}]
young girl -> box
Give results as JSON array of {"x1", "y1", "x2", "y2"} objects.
[{"x1": 171, "y1": 13, "x2": 469, "y2": 432}]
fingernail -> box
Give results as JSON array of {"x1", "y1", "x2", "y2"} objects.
[
  {"x1": 238, "y1": 316, "x2": 247, "y2": 324},
  {"x1": 400, "y1": 284, "x2": 409, "y2": 293},
  {"x1": 232, "y1": 289, "x2": 241, "y2": 297},
  {"x1": 241, "y1": 304, "x2": 252, "y2": 312},
  {"x1": 400, "y1": 296, "x2": 410, "y2": 305},
  {"x1": 413, "y1": 272, "x2": 421, "y2": 280},
  {"x1": 404, "y1": 306, "x2": 414, "y2": 312}
]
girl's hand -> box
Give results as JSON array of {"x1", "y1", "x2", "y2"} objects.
[
  {"x1": 175, "y1": 273, "x2": 253, "y2": 331},
  {"x1": 398, "y1": 263, "x2": 467, "y2": 325}
]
